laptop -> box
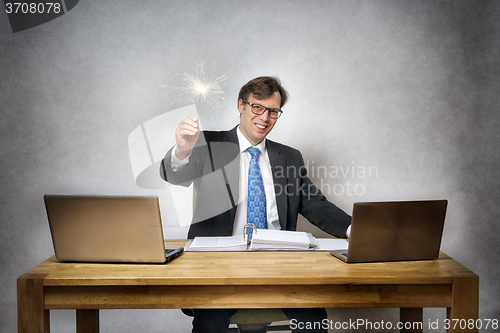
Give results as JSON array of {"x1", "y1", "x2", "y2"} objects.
[
  {"x1": 44, "y1": 194, "x2": 183, "y2": 263},
  {"x1": 330, "y1": 200, "x2": 447, "y2": 263}
]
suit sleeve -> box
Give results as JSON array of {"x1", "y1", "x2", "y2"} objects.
[
  {"x1": 159, "y1": 139, "x2": 211, "y2": 187},
  {"x1": 296, "y1": 151, "x2": 352, "y2": 238}
]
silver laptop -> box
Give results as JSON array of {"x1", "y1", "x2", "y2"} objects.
[
  {"x1": 330, "y1": 200, "x2": 447, "y2": 263},
  {"x1": 44, "y1": 194, "x2": 183, "y2": 263}
]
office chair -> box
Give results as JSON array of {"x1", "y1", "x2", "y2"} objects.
[
  {"x1": 181, "y1": 308, "x2": 290, "y2": 333},
  {"x1": 228, "y1": 309, "x2": 291, "y2": 332}
]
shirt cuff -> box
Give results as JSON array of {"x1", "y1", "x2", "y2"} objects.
[
  {"x1": 170, "y1": 145, "x2": 191, "y2": 171},
  {"x1": 346, "y1": 225, "x2": 351, "y2": 238}
]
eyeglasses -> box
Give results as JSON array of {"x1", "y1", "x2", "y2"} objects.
[{"x1": 242, "y1": 99, "x2": 283, "y2": 119}]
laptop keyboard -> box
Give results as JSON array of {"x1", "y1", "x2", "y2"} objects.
[{"x1": 165, "y1": 248, "x2": 176, "y2": 255}]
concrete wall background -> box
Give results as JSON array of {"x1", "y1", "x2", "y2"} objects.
[{"x1": 1, "y1": 1, "x2": 499, "y2": 331}]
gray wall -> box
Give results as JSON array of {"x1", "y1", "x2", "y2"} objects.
[{"x1": 1, "y1": 0, "x2": 499, "y2": 332}]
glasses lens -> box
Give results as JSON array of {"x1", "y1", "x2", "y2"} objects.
[
  {"x1": 252, "y1": 104, "x2": 265, "y2": 114},
  {"x1": 269, "y1": 110, "x2": 281, "y2": 119}
]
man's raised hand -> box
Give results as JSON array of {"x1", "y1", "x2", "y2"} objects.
[{"x1": 174, "y1": 116, "x2": 200, "y2": 160}]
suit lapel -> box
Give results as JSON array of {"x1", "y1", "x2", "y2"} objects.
[
  {"x1": 220, "y1": 127, "x2": 240, "y2": 208},
  {"x1": 204, "y1": 127, "x2": 241, "y2": 232},
  {"x1": 267, "y1": 140, "x2": 288, "y2": 230}
]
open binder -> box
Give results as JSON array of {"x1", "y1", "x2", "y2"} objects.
[{"x1": 186, "y1": 229, "x2": 316, "y2": 251}]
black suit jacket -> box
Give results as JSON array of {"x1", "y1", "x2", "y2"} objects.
[{"x1": 160, "y1": 126, "x2": 351, "y2": 239}]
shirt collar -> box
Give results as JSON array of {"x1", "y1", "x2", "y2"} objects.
[{"x1": 236, "y1": 126, "x2": 267, "y2": 156}]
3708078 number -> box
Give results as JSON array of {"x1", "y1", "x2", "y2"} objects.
[
  {"x1": 443, "y1": 318, "x2": 498, "y2": 330},
  {"x1": 5, "y1": 2, "x2": 62, "y2": 14}
]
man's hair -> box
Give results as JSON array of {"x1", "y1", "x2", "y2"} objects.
[{"x1": 238, "y1": 76, "x2": 289, "y2": 108}]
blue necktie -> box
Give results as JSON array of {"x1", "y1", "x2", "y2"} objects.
[{"x1": 246, "y1": 147, "x2": 267, "y2": 236}]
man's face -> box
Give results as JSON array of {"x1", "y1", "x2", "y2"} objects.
[{"x1": 238, "y1": 92, "x2": 281, "y2": 146}]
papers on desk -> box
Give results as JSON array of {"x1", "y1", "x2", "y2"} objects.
[
  {"x1": 188, "y1": 230, "x2": 314, "y2": 251},
  {"x1": 252, "y1": 229, "x2": 315, "y2": 250},
  {"x1": 188, "y1": 235, "x2": 248, "y2": 251},
  {"x1": 186, "y1": 230, "x2": 349, "y2": 252},
  {"x1": 315, "y1": 238, "x2": 349, "y2": 251}
]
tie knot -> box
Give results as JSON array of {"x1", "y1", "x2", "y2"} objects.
[{"x1": 247, "y1": 147, "x2": 260, "y2": 159}]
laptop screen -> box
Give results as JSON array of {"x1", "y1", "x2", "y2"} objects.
[{"x1": 44, "y1": 194, "x2": 169, "y2": 263}]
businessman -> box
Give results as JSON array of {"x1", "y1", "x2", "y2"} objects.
[{"x1": 160, "y1": 76, "x2": 351, "y2": 332}]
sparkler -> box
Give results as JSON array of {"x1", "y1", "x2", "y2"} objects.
[{"x1": 163, "y1": 62, "x2": 233, "y2": 110}]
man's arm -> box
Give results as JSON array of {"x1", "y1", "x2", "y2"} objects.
[
  {"x1": 160, "y1": 116, "x2": 203, "y2": 186},
  {"x1": 297, "y1": 151, "x2": 352, "y2": 238},
  {"x1": 170, "y1": 145, "x2": 191, "y2": 171},
  {"x1": 174, "y1": 116, "x2": 200, "y2": 160}
]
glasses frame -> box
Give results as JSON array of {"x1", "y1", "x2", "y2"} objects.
[{"x1": 242, "y1": 99, "x2": 283, "y2": 119}]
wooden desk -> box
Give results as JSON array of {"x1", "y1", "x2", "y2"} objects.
[{"x1": 18, "y1": 243, "x2": 478, "y2": 333}]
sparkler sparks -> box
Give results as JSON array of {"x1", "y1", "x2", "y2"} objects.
[{"x1": 163, "y1": 62, "x2": 232, "y2": 110}]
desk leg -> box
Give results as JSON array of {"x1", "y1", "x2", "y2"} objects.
[
  {"x1": 400, "y1": 308, "x2": 423, "y2": 333},
  {"x1": 17, "y1": 274, "x2": 50, "y2": 333},
  {"x1": 76, "y1": 309, "x2": 99, "y2": 333},
  {"x1": 447, "y1": 276, "x2": 479, "y2": 333}
]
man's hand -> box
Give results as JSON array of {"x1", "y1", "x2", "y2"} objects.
[{"x1": 174, "y1": 116, "x2": 200, "y2": 160}]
